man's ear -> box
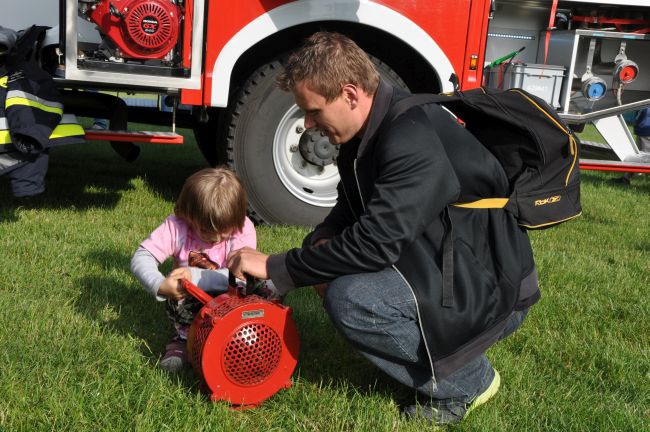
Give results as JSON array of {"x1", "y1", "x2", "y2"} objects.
[{"x1": 342, "y1": 84, "x2": 359, "y2": 109}]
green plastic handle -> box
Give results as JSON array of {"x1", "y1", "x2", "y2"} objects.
[{"x1": 488, "y1": 47, "x2": 526, "y2": 68}]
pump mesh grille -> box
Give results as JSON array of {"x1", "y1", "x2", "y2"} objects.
[{"x1": 223, "y1": 324, "x2": 282, "y2": 386}]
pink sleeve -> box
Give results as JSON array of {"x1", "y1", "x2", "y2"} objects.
[
  {"x1": 229, "y1": 217, "x2": 256, "y2": 252},
  {"x1": 140, "y1": 215, "x2": 182, "y2": 263}
]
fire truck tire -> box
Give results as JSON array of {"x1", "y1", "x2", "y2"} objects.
[{"x1": 226, "y1": 57, "x2": 406, "y2": 226}]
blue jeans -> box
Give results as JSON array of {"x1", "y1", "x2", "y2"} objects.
[{"x1": 323, "y1": 267, "x2": 528, "y2": 404}]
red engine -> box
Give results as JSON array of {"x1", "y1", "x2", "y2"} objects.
[{"x1": 86, "y1": 0, "x2": 182, "y2": 60}]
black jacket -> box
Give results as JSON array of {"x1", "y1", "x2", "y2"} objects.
[
  {"x1": 1, "y1": 26, "x2": 84, "y2": 173},
  {"x1": 268, "y1": 80, "x2": 539, "y2": 379}
]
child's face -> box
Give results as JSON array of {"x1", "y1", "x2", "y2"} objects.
[{"x1": 197, "y1": 228, "x2": 233, "y2": 244}]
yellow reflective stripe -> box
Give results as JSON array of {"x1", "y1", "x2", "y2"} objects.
[
  {"x1": 519, "y1": 212, "x2": 582, "y2": 229},
  {"x1": 0, "y1": 130, "x2": 10, "y2": 144},
  {"x1": 0, "y1": 124, "x2": 84, "y2": 144},
  {"x1": 5, "y1": 97, "x2": 64, "y2": 115},
  {"x1": 453, "y1": 198, "x2": 509, "y2": 208},
  {"x1": 566, "y1": 135, "x2": 578, "y2": 186},
  {"x1": 49, "y1": 123, "x2": 85, "y2": 139},
  {"x1": 510, "y1": 89, "x2": 578, "y2": 187},
  {"x1": 0, "y1": 76, "x2": 7, "y2": 89}
]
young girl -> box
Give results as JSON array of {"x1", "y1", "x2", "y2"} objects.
[{"x1": 131, "y1": 167, "x2": 256, "y2": 372}]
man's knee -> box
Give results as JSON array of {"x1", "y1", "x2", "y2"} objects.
[{"x1": 323, "y1": 274, "x2": 370, "y2": 329}]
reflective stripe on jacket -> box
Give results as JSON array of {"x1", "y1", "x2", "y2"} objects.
[
  {"x1": 0, "y1": 25, "x2": 84, "y2": 172},
  {"x1": 0, "y1": 114, "x2": 84, "y2": 147}
]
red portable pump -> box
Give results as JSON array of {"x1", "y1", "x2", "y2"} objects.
[{"x1": 182, "y1": 275, "x2": 299, "y2": 408}]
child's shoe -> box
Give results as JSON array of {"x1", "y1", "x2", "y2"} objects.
[{"x1": 160, "y1": 338, "x2": 186, "y2": 373}]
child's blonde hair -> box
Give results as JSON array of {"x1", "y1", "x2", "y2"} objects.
[{"x1": 174, "y1": 167, "x2": 248, "y2": 235}]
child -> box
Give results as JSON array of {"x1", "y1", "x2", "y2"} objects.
[{"x1": 131, "y1": 167, "x2": 258, "y2": 372}]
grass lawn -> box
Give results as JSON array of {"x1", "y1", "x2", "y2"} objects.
[{"x1": 0, "y1": 127, "x2": 648, "y2": 431}]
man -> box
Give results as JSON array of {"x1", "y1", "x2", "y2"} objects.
[{"x1": 228, "y1": 32, "x2": 539, "y2": 424}]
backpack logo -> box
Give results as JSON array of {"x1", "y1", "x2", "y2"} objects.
[{"x1": 535, "y1": 195, "x2": 562, "y2": 206}]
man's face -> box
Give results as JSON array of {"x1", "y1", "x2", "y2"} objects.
[{"x1": 292, "y1": 81, "x2": 360, "y2": 145}]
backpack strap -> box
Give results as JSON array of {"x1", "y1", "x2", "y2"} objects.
[
  {"x1": 385, "y1": 93, "x2": 459, "y2": 308},
  {"x1": 453, "y1": 198, "x2": 509, "y2": 209},
  {"x1": 441, "y1": 207, "x2": 454, "y2": 308},
  {"x1": 386, "y1": 93, "x2": 452, "y2": 123},
  {"x1": 394, "y1": 93, "x2": 512, "y2": 211}
]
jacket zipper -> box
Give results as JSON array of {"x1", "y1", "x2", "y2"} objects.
[
  {"x1": 340, "y1": 174, "x2": 359, "y2": 219},
  {"x1": 352, "y1": 158, "x2": 438, "y2": 391},
  {"x1": 352, "y1": 159, "x2": 365, "y2": 212}
]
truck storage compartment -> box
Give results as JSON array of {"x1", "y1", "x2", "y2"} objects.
[{"x1": 485, "y1": 62, "x2": 565, "y2": 108}]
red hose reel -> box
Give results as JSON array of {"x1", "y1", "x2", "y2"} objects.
[{"x1": 182, "y1": 276, "x2": 299, "y2": 408}]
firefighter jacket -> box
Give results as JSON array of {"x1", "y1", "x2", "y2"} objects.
[
  {"x1": 0, "y1": 26, "x2": 84, "y2": 174},
  {"x1": 268, "y1": 80, "x2": 540, "y2": 381}
]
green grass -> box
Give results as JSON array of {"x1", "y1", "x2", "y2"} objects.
[{"x1": 1, "y1": 130, "x2": 649, "y2": 431}]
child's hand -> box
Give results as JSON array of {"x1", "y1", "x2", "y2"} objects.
[{"x1": 158, "y1": 267, "x2": 192, "y2": 300}]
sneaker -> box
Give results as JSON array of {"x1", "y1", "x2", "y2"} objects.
[
  {"x1": 466, "y1": 368, "x2": 501, "y2": 416},
  {"x1": 159, "y1": 338, "x2": 186, "y2": 373},
  {"x1": 403, "y1": 369, "x2": 501, "y2": 424}
]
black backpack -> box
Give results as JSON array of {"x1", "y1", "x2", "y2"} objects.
[{"x1": 389, "y1": 86, "x2": 582, "y2": 229}]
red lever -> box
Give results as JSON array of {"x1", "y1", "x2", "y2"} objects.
[{"x1": 181, "y1": 278, "x2": 213, "y2": 305}]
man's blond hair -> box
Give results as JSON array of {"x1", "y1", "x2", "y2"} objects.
[
  {"x1": 277, "y1": 32, "x2": 380, "y2": 101},
  {"x1": 174, "y1": 168, "x2": 248, "y2": 235}
]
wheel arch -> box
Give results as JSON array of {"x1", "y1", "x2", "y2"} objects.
[{"x1": 209, "y1": 2, "x2": 455, "y2": 107}]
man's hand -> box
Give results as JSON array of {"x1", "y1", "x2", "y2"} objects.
[
  {"x1": 158, "y1": 267, "x2": 191, "y2": 300},
  {"x1": 227, "y1": 247, "x2": 270, "y2": 280}
]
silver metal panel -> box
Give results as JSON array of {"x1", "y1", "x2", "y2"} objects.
[
  {"x1": 540, "y1": 31, "x2": 580, "y2": 113},
  {"x1": 64, "y1": 0, "x2": 204, "y2": 90},
  {"x1": 593, "y1": 115, "x2": 639, "y2": 161},
  {"x1": 559, "y1": 96, "x2": 650, "y2": 122},
  {"x1": 545, "y1": 31, "x2": 650, "y2": 115}
]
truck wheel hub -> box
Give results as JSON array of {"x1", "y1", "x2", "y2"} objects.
[{"x1": 298, "y1": 129, "x2": 339, "y2": 166}]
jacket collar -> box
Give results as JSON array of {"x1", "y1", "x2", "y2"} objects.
[{"x1": 356, "y1": 79, "x2": 394, "y2": 158}]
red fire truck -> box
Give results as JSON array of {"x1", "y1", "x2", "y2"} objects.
[{"x1": 3, "y1": 0, "x2": 649, "y2": 226}]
